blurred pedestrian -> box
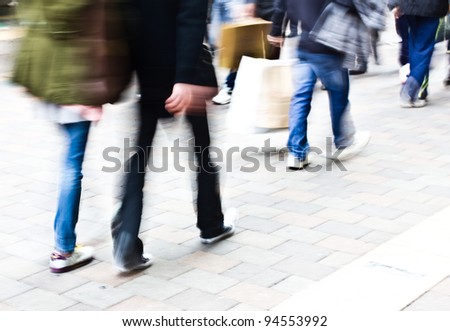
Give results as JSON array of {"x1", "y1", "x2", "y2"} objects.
[
  {"x1": 12, "y1": 0, "x2": 132, "y2": 273},
  {"x1": 268, "y1": 0, "x2": 374, "y2": 170},
  {"x1": 111, "y1": 0, "x2": 237, "y2": 273},
  {"x1": 212, "y1": 0, "x2": 276, "y2": 105},
  {"x1": 388, "y1": 0, "x2": 449, "y2": 107}
]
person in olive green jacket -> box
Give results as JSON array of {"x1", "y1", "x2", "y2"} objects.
[{"x1": 12, "y1": 0, "x2": 131, "y2": 273}]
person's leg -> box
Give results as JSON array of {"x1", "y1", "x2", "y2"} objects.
[
  {"x1": 311, "y1": 53, "x2": 355, "y2": 149},
  {"x1": 444, "y1": 38, "x2": 450, "y2": 86},
  {"x1": 111, "y1": 105, "x2": 158, "y2": 269},
  {"x1": 185, "y1": 114, "x2": 225, "y2": 238},
  {"x1": 54, "y1": 121, "x2": 91, "y2": 254},
  {"x1": 402, "y1": 15, "x2": 439, "y2": 103},
  {"x1": 396, "y1": 16, "x2": 410, "y2": 66},
  {"x1": 287, "y1": 51, "x2": 317, "y2": 162}
]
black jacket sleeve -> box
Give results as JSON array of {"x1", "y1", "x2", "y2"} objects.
[
  {"x1": 269, "y1": 0, "x2": 286, "y2": 36},
  {"x1": 175, "y1": 0, "x2": 208, "y2": 84}
]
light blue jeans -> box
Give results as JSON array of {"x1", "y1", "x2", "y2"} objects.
[
  {"x1": 209, "y1": 0, "x2": 241, "y2": 47},
  {"x1": 287, "y1": 50, "x2": 355, "y2": 160},
  {"x1": 54, "y1": 121, "x2": 91, "y2": 254}
]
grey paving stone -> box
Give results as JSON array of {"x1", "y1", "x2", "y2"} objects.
[
  {"x1": 272, "y1": 200, "x2": 325, "y2": 216},
  {"x1": 221, "y1": 282, "x2": 289, "y2": 310},
  {"x1": 228, "y1": 230, "x2": 287, "y2": 249},
  {"x1": 271, "y1": 275, "x2": 315, "y2": 294},
  {"x1": 245, "y1": 268, "x2": 289, "y2": 288},
  {"x1": 272, "y1": 225, "x2": 330, "y2": 244},
  {"x1": 64, "y1": 303, "x2": 101, "y2": 311},
  {"x1": 359, "y1": 230, "x2": 396, "y2": 245},
  {"x1": 273, "y1": 257, "x2": 337, "y2": 281},
  {"x1": 237, "y1": 216, "x2": 286, "y2": 234},
  {"x1": 164, "y1": 288, "x2": 238, "y2": 311},
  {"x1": 314, "y1": 220, "x2": 372, "y2": 239},
  {"x1": 352, "y1": 203, "x2": 405, "y2": 220},
  {"x1": 235, "y1": 192, "x2": 285, "y2": 207},
  {"x1": 108, "y1": 296, "x2": 178, "y2": 311},
  {"x1": 222, "y1": 263, "x2": 269, "y2": 282},
  {"x1": 0, "y1": 256, "x2": 47, "y2": 280},
  {"x1": 143, "y1": 239, "x2": 197, "y2": 261},
  {"x1": 318, "y1": 251, "x2": 359, "y2": 268},
  {"x1": 118, "y1": 275, "x2": 188, "y2": 301},
  {"x1": 0, "y1": 275, "x2": 33, "y2": 301},
  {"x1": 404, "y1": 291, "x2": 450, "y2": 311},
  {"x1": 226, "y1": 246, "x2": 287, "y2": 268},
  {"x1": 4, "y1": 288, "x2": 77, "y2": 311},
  {"x1": 272, "y1": 240, "x2": 334, "y2": 262},
  {"x1": 1, "y1": 240, "x2": 52, "y2": 261},
  {"x1": 22, "y1": 270, "x2": 89, "y2": 294},
  {"x1": 144, "y1": 259, "x2": 193, "y2": 280},
  {"x1": 172, "y1": 269, "x2": 238, "y2": 294},
  {"x1": 64, "y1": 281, "x2": 133, "y2": 310}
]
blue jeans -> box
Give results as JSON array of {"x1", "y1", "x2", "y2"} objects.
[
  {"x1": 209, "y1": 0, "x2": 235, "y2": 48},
  {"x1": 401, "y1": 16, "x2": 439, "y2": 101},
  {"x1": 54, "y1": 121, "x2": 91, "y2": 254},
  {"x1": 287, "y1": 50, "x2": 355, "y2": 160}
]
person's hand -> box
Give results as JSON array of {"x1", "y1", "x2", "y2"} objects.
[
  {"x1": 267, "y1": 34, "x2": 284, "y2": 47},
  {"x1": 392, "y1": 6, "x2": 402, "y2": 19},
  {"x1": 165, "y1": 83, "x2": 217, "y2": 116},
  {"x1": 243, "y1": 3, "x2": 256, "y2": 17}
]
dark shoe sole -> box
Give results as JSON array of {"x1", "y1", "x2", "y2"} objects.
[
  {"x1": 201, "y1": 225, "x2": 235, "y2": 244},
  {"x1": 50, "y1": 257, "x2": 93, "y2": 274}
]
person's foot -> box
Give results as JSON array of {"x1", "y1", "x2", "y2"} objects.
[
  {"x1": 400, "y1": 98, "x2": 427, "y2": 108},
  {"x1": 287, "y1": 153, "x2": 309, "y2": 170},
  {"x1": 212, "y1": 86, "x2": 232, "y2": 105},
  {"x1": 49, "y1": 245, "x2": 94, "y2": 273},
  {"x1": 117, "y1": 254, "x2": 154, "y2": 273},
  {"x1": 200, "y1": 208, "x2": 237, "y2": 244},
  {"x1": 331, "y1": 131, "x2": 371, "y2": 161}
]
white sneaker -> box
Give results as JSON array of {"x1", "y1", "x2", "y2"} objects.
[
  {"x1": 287, "y1": 153, "x2": 309, "y2": 170},
  {"x1": 332, "y1": 131, "x2": 371, "y2": 161},
  {"x1": 49, "y1": 245, "x2": 94, "y2": 273},
  {"x1": 400, "y1": 98, "x2": 427, "y2": 108},
  {"x1": 117, "y1": 254, "x2": 154, "y2": 273},
  {"x1": 200, "y1": 208, "x2": 237, "y2": 244},
  {"x1": 212, "y1": 86, "x2": 232, "y2": 105}
]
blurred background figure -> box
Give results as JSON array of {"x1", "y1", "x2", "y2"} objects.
[
  {"x1": 211, "y1": 0, "x2": 275, "y2": 105},
  {"x1": 12, "y1": 0, "x2": 131, "y2": 273},
  {"x1": 388, "y1": 0, "x2": 449, "y2": 108}
]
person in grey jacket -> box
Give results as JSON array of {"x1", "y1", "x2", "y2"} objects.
[{"x1": 388, "y1": 0, "x2": 449, "y2": 107}]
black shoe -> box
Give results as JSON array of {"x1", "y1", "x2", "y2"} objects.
[
  {"x1": 116, "y1": 254, "x2": 154, "y2": 273},
  {"x1": 200, "y1": 209, "x2": 237, "y2": 244}
]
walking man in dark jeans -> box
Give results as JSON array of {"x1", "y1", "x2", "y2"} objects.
[
  {"x1": 111, "y1": 0, "x2": 236, "y2": 273},
  {"x1": 388, "y1": 0, "x2": 449, "y2": 107}
]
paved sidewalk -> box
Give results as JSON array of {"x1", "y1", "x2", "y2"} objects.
[{"x1": 1, "y1": 23, "x2": 450, "y2": 311}]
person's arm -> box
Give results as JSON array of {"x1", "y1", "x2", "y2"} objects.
[
  {"x1": 267, "y1": 0, "x2": 286, "y2": 47},
  {"x1": 166, "y1": 0, "x2": 216, "y2": 115}
]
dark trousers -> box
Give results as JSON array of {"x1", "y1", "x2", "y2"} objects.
[
  {"x1": 111, "y1": 104, "x2": 224, "y2": 268},
  {"x1": 401, "y1": 15, "x2": 439, "y2": 101},
  {"x1": 395, "y1": 15, "x2": 410, "y2": 66}
]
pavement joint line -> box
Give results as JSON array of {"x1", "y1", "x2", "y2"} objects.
[{"x1": 272, "y1": 206, "x2": 450, "y2": 312}]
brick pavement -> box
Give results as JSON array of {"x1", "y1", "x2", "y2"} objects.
[{"x1": 1, "y1": 20, "x2": 450, "y2": 311}]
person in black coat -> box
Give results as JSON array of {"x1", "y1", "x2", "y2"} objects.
[{"x1": 111, "y1": 0, "x2": 236, "y2": 272}]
